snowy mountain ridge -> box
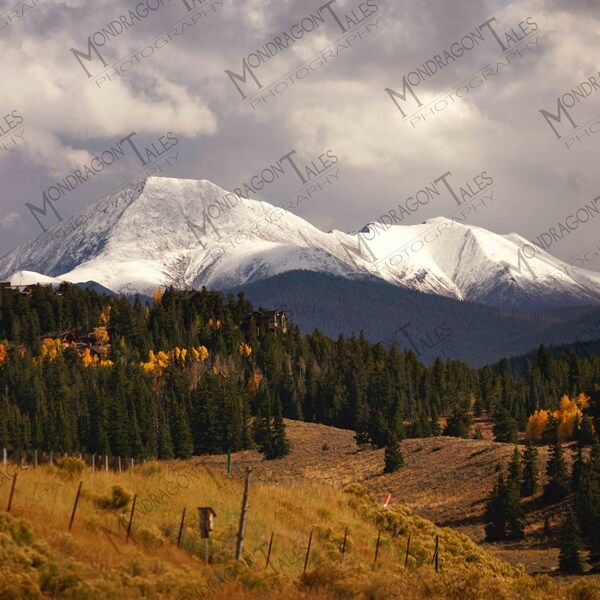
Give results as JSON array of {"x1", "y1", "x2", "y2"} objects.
[{"x1": 2, "y1": 176, "x2": 600, "y2": 309}]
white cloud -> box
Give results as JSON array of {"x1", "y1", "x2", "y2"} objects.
[{"x1": 0, "y1": 212, "x2": 21, "y2": 228}]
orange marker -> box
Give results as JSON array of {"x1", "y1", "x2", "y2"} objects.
[{"x1": 383, "y1": 493, "x2": 391, "y2": 508}]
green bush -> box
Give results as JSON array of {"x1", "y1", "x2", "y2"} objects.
[
  {"x1": 94, "y1": 486, "x2": 131, "y2": 511},
  {"x1": 55, "y1": 457, "x2": 86, "y2": 478}
]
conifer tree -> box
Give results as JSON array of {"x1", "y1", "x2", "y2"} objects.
[
  {"x1": 430, "y1": 406, "x2": 441, "y2": 436},
  {"x1": 492, "y1": 407, "x2": 519, "y2": 443},
  {"x1": 559, "y1": 509, "x2": 583, "y2": 573},
  {"x1": 576, "y1": 415, "x2": 596, "y2": 447},
  {"x1": 586, "y1": 437, "x2": 600, "y2": 570},
  {"x1": 485, "y1": 471, "x2": 507, "y2": 541},
  {"x1": 172, "y1": 403, "x2": 194, "y2": 459},
  {"x1": 571, "y1": 447, "x2": 585, "y2": 492},
  {"x1": 384, "y1": 432, "x2": 403, "y2": 473},
  {"x1": 252, "y1": 382, "x2": 273, "y2": 458},
  {"x1": 505, "y1": 475, "x2": 525, "y2": 540},
  {"x1": 266, "y1": 395, "x2": 290, "y2": 460},
  {"x1": 443, "y1": 399, "x2": 471, "y2": 438},
  {"x1": 521, "y1": 440, "x2": 539, "y2": 497},
  {"x1": 508, "y1": 447, "x2": 523, "y2": 491},
  {"x1": 544, "y1": 422, "x2": 570, "y2": 504}
]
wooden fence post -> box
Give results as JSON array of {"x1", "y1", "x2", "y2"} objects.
[
  {"x1": 7, "y1": 473, "x2": 17, "y2": 513},
  {"x1": 304, "y1": 528, "x2": 313, "y2": 574},
  {"x1": 265, "y1": 532, "x2": 274, "y2": 569},
  {"x1": 34, "y1": 450, "x2": 38, "y2": 468},
  {"x1": 177, "y1": 507, "x2": 186, "y2": 547},
  {"x1": 374, "y1": 530, "x2": 381, "y2": 565},
  {"x1": 118, "y1": 456, "x2": 121, "y2": 474},
  {"x1": 404, "y1": 533, "x2": 411, "y2": 568},
  {"x1": 2, "y1": 448, "x2": 6, "y2": 466},
  {"x1": 431, "y1": 534, "x2": 439, "y2": 572},
  {"x1": 235, "y1": 468, "x2": 251, "y2": 560},
  {"x1": 68, "y1": 482, "x2": 83, "y2": 532},
  {"x1": 92, "y1": 454, "x2": 95, "y2": 474},
  {"x1": 104, "y1": 455, "x2": 108, "y2": 472},
  {"x1": 49, "y1": 451, "x2": 53, "y2": 466},
  {"x1": 126, "y1": 495, "x2": 137, "y2": 543},
  {"x1": 341, "y1": 526, "x2": 348, "y2": 563}
]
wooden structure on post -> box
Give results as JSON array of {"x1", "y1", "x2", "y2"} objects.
[
  {"x1": 199, "y1": 507, "x2": 216, "y2": 566},
  {"x1": 235, "y1": 467, "x2": 251, "y2": 561}
]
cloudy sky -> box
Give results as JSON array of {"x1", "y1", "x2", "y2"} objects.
[{"x1": 1, "y1": 0, "x2": 599, "y2": 274}]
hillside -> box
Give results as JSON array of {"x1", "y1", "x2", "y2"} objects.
[
  {"x1": 230, "y1": 270, "x2": 600, "y2": 366},
  {"x1": 190, "y1": 419, "x2": 600, "y2": 579},
  {"x1": 0, "y1": 458, "x2": 522, "y2": 599},
  {"x1": 0, "y1": 441, "x2": 596, "y2": 599}
]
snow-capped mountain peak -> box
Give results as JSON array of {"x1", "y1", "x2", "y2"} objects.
[{"x1": 2, "y1": 176, "x2": 600, "y2": 309}]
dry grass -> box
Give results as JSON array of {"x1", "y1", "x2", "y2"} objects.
[
  {"x1": 186, "y1": 420, "x2": 597, "y2": 577},
  {"x1": 0, "y1": 420, "x2": 598, "y2": 598}
]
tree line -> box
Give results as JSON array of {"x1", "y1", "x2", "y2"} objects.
[
  {"x1": 484, "y1": 416, "x2": 600, "y2": 573},
  {"x1": 0, "y1": 284, "x2": 598, "y2": 462}
]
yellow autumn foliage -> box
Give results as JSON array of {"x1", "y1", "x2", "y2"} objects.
[
  {"x1": 208, "y1": 318, "x2": 222, "y2": 330},
  {"x1": 246, "y1": 370, "x2": 263, "y2": 399},
  {"x1": 34, "y1": 338, "x2": 63, "y2": 364},
  {"x1": 0, "y1": 342, "x2": 7, "y2": 365},
  {"x1": 140, "y1": 345, "x2": 208, "y2": 376},
  {"x1": 191, "y1": 345, "x2": 209, "y2": 363},
  {"x1": 98, "y1": 305, "x2": 111, "y2": 327},
  {"x1": 525, "y1": 410, "x2": 549, "y2": 442},
  {"x1": 153, "y1": 287, "x2": 163, "y2": 307},
  {"x1": 238, "y1": 342, "x2": 252, "y2": 357},
  {"x1": 526, "y1": 393, "x2": 591, "y2": 441},
  {"x1": 80, "y1": 348, "x2": 114, "y2": 368},
  {"x1": 93, "y1": 326, "x2": 110, "y2": 345}
]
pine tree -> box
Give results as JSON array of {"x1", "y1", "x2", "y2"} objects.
[
  {"x1": 544, "y1": 424, "x2": 570, "y2": 504},
  {"x1": 172, "y1": 403, "x2": 194, "y2": 459},
  {"x1": 384, "y1": 432, "x2": 403, "y2": 473},
  {"x1": 559, "y1": 509, "x2": 583, "y2": 573},
  {"x1": 266, "y1": 395, "x2": 290, "y2": 460},
  {"x1": 521, "y1": 440, "x2": 539, "y2": 497},
  {"x1": 508, "y1": 447, "x2": 523, "y2": 491},
  {"x1": 252, "y1": 383, "x2": 272, "y2": 457},
  {"x1": 587, "y1": 437, "x2": 600, "y2": 570},
  {"x1": 443, "y1": 400, "x2": 472, "y2": 438},
  {"x1": 485, "y1": 471, "x2": 507, "y2": 541},
  {"x1": 368, "y1": 409, "x2": 391, "y2": 449},
  {"x1": 430, "y1": 406, "x2": 441, "y2": 436},
  {"x1": 492, "y1": 407, "x2": 519, "y2": 443},
  {"x1": 505, "y1": 475, "x2": 525, "y2": 540},
  {"x1": 571, "y1": 447, "x2": 585, "y2": 492}
]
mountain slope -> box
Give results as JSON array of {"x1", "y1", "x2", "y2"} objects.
[
  {"x1": 230, "y1": 270, "x2": 600, "y2": 366},
  {"x1": 2, "y1": 176, "x2": 600, "y2": 310}
]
